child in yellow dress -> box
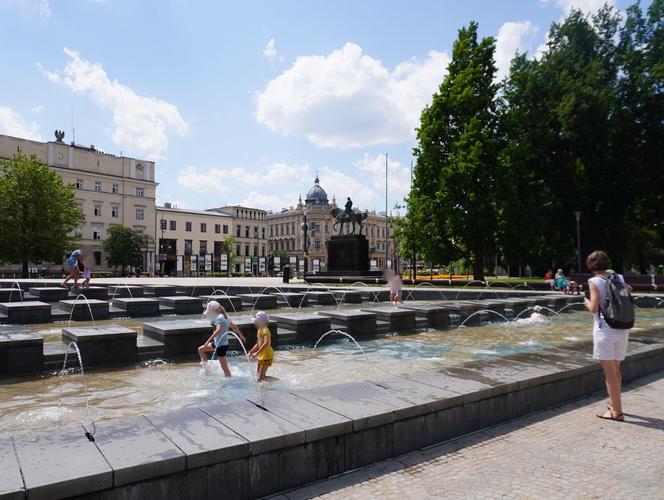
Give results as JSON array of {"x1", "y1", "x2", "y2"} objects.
[{"x1": 248, "y1": 311, "x2": 277, "y2": 382}]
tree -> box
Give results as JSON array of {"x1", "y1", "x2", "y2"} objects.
[
  {"x1": 221, "y1": 236, "x2": 236, "y2": 275},
  {"x1": 0, "y1": 153, "x2": 83, "y2": 276},
  {"x1": 103, "y1": 225, "x2": 144, "y2": 272},
  {"x1": 409, "y1": 22, "x2": 500, "y2": 280}
]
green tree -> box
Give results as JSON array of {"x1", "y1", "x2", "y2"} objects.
[
  {"x1": 103, "y1": 225, "x2": 144, "y2": 271},
  {"x1": 410, "y1": 22, "x2": 500, "y2": 280},
  {"x1": 0, "y1": 153, "x2": 82, "y2": 276},
  {"x1": 221, "y1": 236, "x2": 236, "y2": 275}
]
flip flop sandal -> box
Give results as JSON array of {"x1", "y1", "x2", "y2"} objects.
[{"x1": 597, "y1": 411, "x2": 624, "y2": 422}]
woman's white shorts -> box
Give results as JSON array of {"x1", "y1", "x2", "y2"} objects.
[{"x1": 593, "y1": 328, "x2": 629, "y2": 361}]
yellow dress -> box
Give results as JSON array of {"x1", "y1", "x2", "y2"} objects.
[{"x1": 257, "y1": 326, "x2": 274, "y2": 362}]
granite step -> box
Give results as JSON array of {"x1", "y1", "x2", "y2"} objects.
[
  {"x1": 276, "y1": 327, "x2": 299, "y2": 344},
  {"x1": 137, "y1": 335, "x2": 165, "y2": 360},
  {"x1": 415, "y1": 317, "x2": 429, "y2": 329},
  {"x1": 376, "y1": 319, "x2": 392, "y2": 334}
]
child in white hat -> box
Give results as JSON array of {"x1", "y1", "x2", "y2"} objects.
[{"x1": 198, "y1": 300, "x2": 246, "y2": 376}]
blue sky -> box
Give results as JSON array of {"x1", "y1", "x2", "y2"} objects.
[{"x1": 0, "y1": 0, "x2": 629, "y2": 213}]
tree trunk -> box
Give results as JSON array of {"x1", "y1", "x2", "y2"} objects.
[
  {"x1": 22, "y1": 260, "x2": 28, "y2": 278},
  {"x1": 472, "y1": 255, "x2": 485, "y2": 282}
]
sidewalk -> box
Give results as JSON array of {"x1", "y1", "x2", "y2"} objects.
[{"x1": 277, "y1": 371, "x2": 664, "y2": 499}]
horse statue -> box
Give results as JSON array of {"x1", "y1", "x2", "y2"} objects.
[{"x1": 330, "y1": 207, "x2": 369, "y2": 235}]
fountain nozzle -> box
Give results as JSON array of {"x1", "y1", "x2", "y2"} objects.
[{"x1": 85, "y1": 431, "x2": 95, "y2": 442}]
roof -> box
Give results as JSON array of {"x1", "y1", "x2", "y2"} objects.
[
  {"x1": 305, "y1": 175, "x2": 329, "y2": 206},
  {"x1": 156, "y1": 206, "x2": 233, "y2": 218}
]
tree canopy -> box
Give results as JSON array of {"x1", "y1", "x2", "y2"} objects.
[
  {"x1": 103, "y1": 225, "x2": 144, "y2": 271},
  {"x1": 0, "y1": 153, "x2": 83, "y2": 275}
]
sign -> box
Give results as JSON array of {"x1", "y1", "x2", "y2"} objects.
[
  {"x1": 299, "y1": 259, "x2": 305, "y2": 272},
  {"x1": 273, "y1": 256, "x2": 281, "y2": 268},
  {"x1": 313, "y1": 259, "x2": 320, "y2": 272},
  {"x1": 289, "y1": 256, "x2": 297, "y2": 266},
  {"x1": 190, "y1": 256, "x2": 198, "y2": 271},
  {"x1": 176, "y1": 256, "x2": 183, "y2": 272},
  {"x1": 259, "y1": 257, "x2": 266, "y2": 273},
  {"x1": 387, "y1": 259, "x2": 392, "y2": 269},
  {"x1": 370, "y1": 259, "x2": 378, "y2": 271},
  {"x1": 205, "y1": 254, "x2": 212, "y2": 271},
  {"x1": 220, "y1": 253, "x2": 228, "y2": 272},
  {"x1": 244, "y1": 257, "x2": 251, "y2": 272}
]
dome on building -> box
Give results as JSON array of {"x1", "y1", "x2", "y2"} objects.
[{"x1": 305, "y1": 175, "x2": 329, "y2": 206}]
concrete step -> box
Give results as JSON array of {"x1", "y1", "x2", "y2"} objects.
[
  {"x1": 276, "y1": 327, "x2": 299, "y2": 344},
  {"x1": 42, "y1": 341, "x2": 69, "y2": 369},
  {"x1": 137, "y1": 335, "x2": 165, "y2": 360},
  {"x1": 158, "y1": 305, "x2": 176, "y2": 314},
  {"x1": 376, "y1": 319, "x2": 391, "y2": 334},
  {"x1": 415, "y1": 317, "x2": 429, "y2": 329}
]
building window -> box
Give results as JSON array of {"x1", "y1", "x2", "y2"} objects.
[
  {"x1": 270, "y1": 226, "x2": 273, "y2": 237},
  {"x1": 184, "y1": 240, "x2": 192, "y2": 255},
  {"x1": 245, "y1": 244, "x2": 249, "y2": 256},
  {"x1": 93, "y1": 228, "x2": 102, "y2": 240},
  {"x1": 245, "y1": 226, "x2": 249, "y2": 238},
  {"x1": 236, "y1": 244, "x2": 241, "y2": 256},
  {"x1": 170, "y1": 220, "x2": 176, "y2": 230},
  {"x1": 94, "y1": 181, "x2": 102, "y2": 192},
  {"x1": 112, "y1": 184, "x2": 119, "y2": 194},
  {"x1": 93, "y1": 204, "x2": 102, "y2": 216},
  {"x1": 236, "y1": 225, "x2": 241, "y2": 237},
  {"x1": 135, "y1": 187, "x2": 145, "y2": 197},
  {"x1": 93, "y1": 251, "x2": 102, "y2": 266},
  {"x1": 186, "y1": 221, "x2": 192, "y2": 232},
  {"x1": 214, "y1": 224, "x2": 220, "y2": 234},
  {"x1": 199, "y1": 240, "x2": 207, "y2": 256},
  {"x1": 262, "y1": 227, "x2": 265, "y2": 239},
  {"x1": 253, "y1": 245, "x2": 258, "y2": 256},
  {"x1": 136, "y1": 208, "x2": 144, "y2": 220},
  {"x1": 315, "y1": 240, "x2": 321, "y2": 250},
  {"x1": 75, "y1": 179, "x2": 83, "y2": 189},
  {"x1": 254, "y1": 227, "x2": 258, "y2": 238},
  {"x1": 223, "y1": 225, "x2": 228, "y2": 234},
  {"x1": 200, "y1": 223, "x2": 207, "y2": 233},
  {"x1": 111, "y1": 206, "x2": 119, "y2": 218},
  {"x1": 160, "y1": 219, "x2": 167, "y2": 230},
  {"x1": 262, "y1": 246, "x2": 266, "y2": 257}
]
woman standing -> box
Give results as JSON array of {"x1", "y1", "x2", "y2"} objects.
[{"x1": 584, "y1": 250, "x2": 632, "y2": 422}]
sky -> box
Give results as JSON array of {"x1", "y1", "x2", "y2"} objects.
[{"x1": 0, "y1": 0, "x2": 629, "y2": 214}]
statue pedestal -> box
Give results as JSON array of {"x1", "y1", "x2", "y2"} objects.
[{"x1": 327, "y1": 235, "x2": 369, "y2": 273}]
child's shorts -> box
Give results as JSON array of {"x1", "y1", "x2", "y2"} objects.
[
  {"x1": 391, "y1": 289, "x2": 402, "y2": 297},
  {"x1": 213, "y1": 344, "x2": 229, "y2": 357},
  {"x1": 258, "y1": 358, "x2": 273, "y2": 368},
  {"x1": 83, "y1": 270, "x2": 91, "y2": 279},
  {"x1": 593, "y1": 328, "x2": 629, "y2": 361}
]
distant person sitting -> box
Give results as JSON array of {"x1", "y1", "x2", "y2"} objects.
[
  {"x1": 554, "y1": 269, "x2": 581, "y2": 295},
  {"x1": 529, "y1": 305, "x2": 547, "y2": 323},
  {"x1": 544, "y1": 269, "x2": 555, "y2": 289}
]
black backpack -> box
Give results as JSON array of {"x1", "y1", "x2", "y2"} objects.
[{"x1": 599, "y1": 273, "x2": 635, "y2": 329}]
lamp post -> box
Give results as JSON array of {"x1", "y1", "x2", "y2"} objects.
[
  {"x1": 574, "y1": 211, "x2": 582, "y2": 272},
  {"x1": 410, "y1": 160, "x2": 416, "y2": 282},
  {"x1": 301, "y1": 205, "x2": 310, "y2": 275},
  {"x1": 385, "y1": 153, "x2": 389, "y2": 269}
]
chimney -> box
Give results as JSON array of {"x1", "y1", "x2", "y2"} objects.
[{"x1": 164, "y1": 202, "x2": 172, "y2": 208}]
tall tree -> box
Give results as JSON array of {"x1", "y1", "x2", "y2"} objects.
[
  {"x1": 409, "y1": 22, "x2": 500, "y2": 280},
  {"x1": 0, "y1": 153, "x2": 82, "y2": 276},
  {"x1": 103, "y1": 225, "x2": 144, "y2": 272}
]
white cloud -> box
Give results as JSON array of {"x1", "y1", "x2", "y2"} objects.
[
  {"x1": 317, "y1": 166, "x2": 379, "y2": 209},
  {"x1": 495, "y1": 21, "x2": 539, "y2": 80},
  {"x1": 262, "y1": 38, "x2": 283, "y2": 62},
  {"x1": 2, "y1": 0, "x2": 51, "y2": 17},
  {"x1": 0, "y1": 106, "x2": 42, "y2": 140},
  {"x1": 239, "y1": 191, "x2": 295, "y2": 211},
  {"x1": 40, "y1": 48, "x2": 188, "y2": 160},
  {"x1": 30, "y1": 105, "x2": 44, "y2": 114},
  {"x1": 256, "y1": 42, "x2": 450, "y2": 148},
  {"x1": 543, "y1": 0, "x2": 615, "y2": 14},
  {"x1": 354, "y1": 153, "x2": 411, "y2": 203}
]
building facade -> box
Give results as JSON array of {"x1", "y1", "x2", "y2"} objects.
[
  {"x1": 266, "y1": 176, "x2": 399, "y2": 273},
  {"x1": 0, "y1": 131, "x2": 156, "y2": 272}
]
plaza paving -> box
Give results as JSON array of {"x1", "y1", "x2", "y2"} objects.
[{"x1": 276, "y1": 371, "x2": 664, "y2": 499}]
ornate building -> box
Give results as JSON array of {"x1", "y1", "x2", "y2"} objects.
[{"x1": 266, "y1": 175, "x2": 399, "y2": 273}]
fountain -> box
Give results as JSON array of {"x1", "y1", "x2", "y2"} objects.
[
  {"x1": 59, "y1": 341, "x2": 95, "y2": 442},
  {"x1": 456, "y1": 309, "x2": 511, "y2": 328},
  {"x1": 404, "y1": 282, "x2": 448, "y2": 302},
  {"x1": 308, "y1": 329, "x2": 377, "y2": 373},
  {"x1": 514, "y1": 306, "x2": 561, "y2": 320},
  {"x1": 66, "y1": 294, "x2": 98, "y2": 327}
]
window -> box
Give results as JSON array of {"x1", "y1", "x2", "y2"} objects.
[
  {"x1": 135, "y1": 187, "x2": 145, "y2": 197},
  {"x1": 75, "y1": 179, "x2": 83, "y2": 189},
  {"x1": 236, "y1": 244, "x2": 241, "y2": 256},
  {"x1": 93, "y1": 228, "x2": 102, "y2": 240},
  {"x1": 286, "y1": 224, "x2": 290, "y2": 235},
  {"x1": 270, "y1": 226, "x2": 274, "y2": 237},
  {"x1": 315, "y1": 240, "x2": 321, "y2": 250},
  {"x1": 184, "y1": 240, "x2": 192, "y2": 255},
  {"x1": 223, "y1": 225, "x2": 228, "y2": 234},
  {"x1": 262, "y1": 228, "x2": 265, "y2": 239},
  {"x1": 214, "y1": 224, "x2": 220, "y2": 234},
  {"x1": 94, "y1": 181, "x2": 102, "y2": 192},
  {"x1": 93, "y1": 251, "x2": 102, "y2": 266},
  {"x1": 170, "y1": 220, "x2": 176, "y2": 230},
  {"x1": 245, "y1": 226, "x2": 249, "y2": 238},
  {"x1": 253, "y1": 245, "x2": 258, "y2": 256},
  {"x1": 236, "y1": 225, "x2": 241, "y2": 237},
  {"x1": 160, "y1": 219, "x2": 167, "y2": 230},
  {"x1": 214, "y1": 241, "x2": 223, "y2": 256},
  {"x1": 94, "y1": 204, "x2": 102, "y2": 216},
  {"x1": 262, "y1": 246, "x2": 266, "y2": 257},
  {"x1": 185, "y1": 221, "x2": 192, "y2": 232},
  {"x1": 111, "y1": 206, "x2": 119, "y2": 218},
  {"x1": 245, "y1": 244, "x2": 249, "y2": 256},
  {"x1": 136, "y1": 208, "x2": 144, "y2": 220},
  {"x1": 254, "y1": 227, "x2": 258, "y2": 238},
  {"x1": 199, "y1": 240, "x2": 207, "y2": 256},
  {"x1": 200, "y1": 223, "x2": 207, "y2": 233},
  {"x1": 112, "y1": 184, "x2": 119, "y2": 194}
]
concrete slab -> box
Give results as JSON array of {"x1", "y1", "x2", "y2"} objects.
[
  {"x1": 272, "y1": 292, "x2": 308, "y2": 307},
  {"x1": 0, "y1": 301, "x2": 51, "y2": 324},
  {"x1": 318, "y1": 309, "x2": 377, "y2": 337},
  {"x1": 147, "y1": 407, "x2": 249, "y2": 469},
  {"x1": 397, "y1": 303, "x2": 450, "y2": 328},
  {"x1": 158, "y1": 296, "x2": 203, "y2": 315},
  {"x1": 61, "y1": 326, "x2": 137, "y2": 367},
  {"x1": 0, "y1": 437, "x2": 24, "y2": 500},
  {"x1": 111, "y1": 297, "x2": 159, "y2": 316},
  {"x1": 68, "y1": 286, "x2": 109, "y2": 301},
  {"x1": 93, "y1": 415, "x2": 186, "y2": 486},
  {"x1": 360, "y1": 306, "x2": 416, "y2": 331},
  {"x1": 0, "y1": 331, "x2": 43, "y2": 376},
  {"x1": 248, "y1": 391, "x2": 353, "y2": 442},
  {"x1": 237, "y1": 293, "x2": 278, "y2": 310},
  {"x1": 28, "y1": 287, "x2": 69, "y2": 301},
  {"x1": 175, "y1": 285, "x2": 217, "y2": 296},
  {"x1": 304, "y1": 291, "x2": 337, "y2": 305},
  {"x1": 202, "y1": 399, "x2": 305, "y2": 455},
  {"x1": 58, "y1": 298, "x2": 109, "y2": 321},
  {"x1": 332, "y1": 290, "x2": 364, "y2": 303},
  {"x1": 199, "y1": 294, "x2": 244, "y2": 312},
  {"x1": 0, "y1": 288, "x2": 24, "y2": 303},
  {"x1": 142, "y1": 319, "x2": 209, "y2": 358},
  {"x1": 371, "y1": 375, "x2": 462, "y2": 416},
  {"x1": 12, "y1": 424, "x2": 112, "y2": 500},
  {"x1": 143, "y1": 284, "x2": 178, "y2": 297},
  {"x1": 270, "y1": 313, "x2": 332, "y2": 341},
  {"x1": 107, "y1": 285, "x2": 145, "y2": 298}
]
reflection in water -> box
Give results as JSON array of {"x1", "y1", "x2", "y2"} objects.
[{"x1": 1, "y1": 310, "x2": 663, "y2": 432}]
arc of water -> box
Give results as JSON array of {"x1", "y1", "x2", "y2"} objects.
[
  {"x1": 486, "y1": 281, "x2": 514, "y2": 289},
  {"x1": 206, "y1": 289, "x2": 237, "y2": 313},
  {"x1": 456, "y1": 309, "x2": 511, "y2": 329},
  {"x1": 110, "y1": 281, "x2": 133, "y2": 300},
  {"x1": 300, "y1": 283, "x2": 341, "y2": 308},
  {"x1": 556, "y1": 303, "x2": 586, "y2": 314},
  {"x1": 307, "y1": 329, "x2": 378, "y2": 374},
  {"x1": 513, "y1": 306, "x2": 561, "y2": 321},
  {"x1": 454, "y1": 280, "x2": 488, "y2": 300},
  {"x1": 208, "y1": 330, "x2": 263, "y2": 403},
  {"x1": 8, "y1": 281, "x2": 24, "y2": 303},
  {"x1": 513, "y1": 283, "x2": 535, "y2": 291},
  {"x1": 252, "y1": 286, "x2": 293, "y2": 312},
  {"x1": 348, "y1": 282, "x2": 381, "y2": 304},
  {"x1": 409, "y1": 282, "x2": 448, "y2": 302},
  {"x1": 67, "y1": 294, "x2": 98, "y2": 328},
  {"x1": 59, "y1": 341, "x2": 95, "y2": 441}
]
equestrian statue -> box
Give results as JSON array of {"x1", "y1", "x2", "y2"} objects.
[{"x1": 330, "y1": 197, "x2": 368, "y2": 235}]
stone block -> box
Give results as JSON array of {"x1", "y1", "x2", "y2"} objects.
[
  {"x1": 398, "y1": 303, "x2": 450, "y2": 328},
  {"x1": 158, "y1": 296, "x2": 203, "y2": 315},
  {"x1": 0, "y1": 301, "x2": 50, "y2": 324},
  {"x1": 199, "y1": 294, "x2": 243, "y2": 313},
  {"x1": 111, "y1": 297, "x2": 159, "y2": 317},
  {"x1": 237, "y1": 293, "x2": 278, "y2": 309},
  {"x1": 61, "y1": 326, "x2": 137, "y2": 367},
  {"x1": 69, "y1": 286, "x2": 109, "y2": 301},
  {"x1": 202, "y1": 399, "x2": 304, "y2": 455},
  {"x1": 305, "y1": 291, "x2": 337, "y2": 305},
  {"x1": 0, "y1": 437, "x2": 24, "y2": 500},
  {"x1": 175, "y1": 285, "x2": 217, "y2": 297},
  {"x1": 146, "y1": 407, "x2": 249, "y2": 469},
  {"x1": 0, "y1": 331, "x2": 43, "y2": 376},
  {"x1": 318, "y1": 309, "x2": 377, "y2": 337},
  {"x1": 360, "y1": 306, "x2": 416, "y2": 331},
  {"x1": 142, "y1": 319, "x2": 210, "y2": 358},
  {"x1": 270, "y1": 313, "x2": 332, "y2": 341},
  {"x1": 28, "y1": 287, "x2": 69, "y2": 301},
  {"x1": 273, "y1": 292, "x2": 308, "y2": 307},
  {"x1": 59, "y1": 299, "x2": 109, "y2": 321},
  {"x1": 93, "y1": 415, "x2": 186, "y2": 487},
  {"x1": 12, "y1": 424, "x2": 112, "y2": 500},
  {"x1": 107, "y1": 285, "x2": 144, "y2": 298},
  {"x1": 143, "y1": 284, "x2": 177, "y2": 297},
  {"x1": 0, "y1": 288, "x2": 23, "y2": 303},
  {"x1": 332, "y1": 290, "x2": 364, "y2": 303}
]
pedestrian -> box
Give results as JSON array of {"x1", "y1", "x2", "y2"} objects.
[
  {"x1": 584, "y1": 250, "x2": 634, "y2": 422},
  {"x1": 248, "y1": 311, "x2": 277, "y2": 381},
  {"x1": 61, "y1": 250, "x2": 82, "y2": 288},
  {"x1": 198, "y1": 301, "x2": 246, "y2": 376},
  {"x1": 384, "y1": 269, "x2": 404, "y2": 305}
]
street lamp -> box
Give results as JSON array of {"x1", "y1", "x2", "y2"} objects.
[
  {"x1": 301, "y1": 205, "x2": 310, "y2": 275},
  {"x1": 574, "y1": 211, "x2": 582, "y2": 272}
]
